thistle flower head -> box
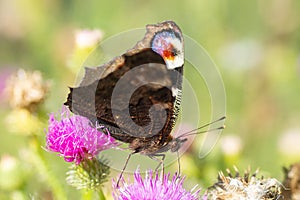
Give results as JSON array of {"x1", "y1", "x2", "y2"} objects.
[
  {"x1": 5, "y1": 108, "x2": 42, "y2": 135},
  {"x1": 113, "y1": 170, "x2": 200, "y2": 200},
  {"x1": 205, "y1": 167, "x2": 282, "y2": 200},
  {"x1": 46, "y1": 106, "x2": 118, "y2": 164},
  {"x1": 75, "y1": 29, "x2": 104, "y2": 49},
  {"x1": 66, "y1": 157, "x2": 110, "y2": 190},
  {"x1": 68, "y1": 29, "x2": 104, "y2": 73},
  {"x1": 0, "y1": 154, "x2": 26, "y2": 190},
  {"x1": 5, "y1": 69, "x2": 49, "y2": 111}
]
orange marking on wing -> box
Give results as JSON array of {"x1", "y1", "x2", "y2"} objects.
[{"x1": 163, "y1": 44, "x2": 175, "y2": 60}]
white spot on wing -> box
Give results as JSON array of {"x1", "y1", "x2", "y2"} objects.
[
  {"x1": 165, "y1": 37, "x2": 184, "y2": 69},
  {"x1": 172, "y1": 87, "x2": 181, "y2": 97}
]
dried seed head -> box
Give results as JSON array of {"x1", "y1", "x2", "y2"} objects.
[
  {"x1": 206, "y1": 167, "x2": 283, "y2": 200},
  {"x1": 5, "y1": 69, "x2": 49, "y2": 111}
]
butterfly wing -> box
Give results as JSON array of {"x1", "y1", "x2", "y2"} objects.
[{"x1": 65, "y1": 21, "x2": 184, "y2": 145}]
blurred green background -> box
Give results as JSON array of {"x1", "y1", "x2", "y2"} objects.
[{"x1": 0, "y1": 0, "x2": 300, "y2": 199}]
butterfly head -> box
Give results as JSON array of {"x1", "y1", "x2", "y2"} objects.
[
  {"x1": 157, "y1": 135, "x2": 187, "y2": 153},
  {"x1": 151, "y1": 29, "x2": 184, "y2": 70},
  {"x1": 169, "y1": 137, "x2": 188, "y2": 152}
]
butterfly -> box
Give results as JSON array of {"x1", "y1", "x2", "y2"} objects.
[{"x1": 64, "y1": 21, "x2": 224, "y2": 185}]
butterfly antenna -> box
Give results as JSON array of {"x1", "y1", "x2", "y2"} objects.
[{"x1": 178, "y1": 116, "x2": 226, "y2": 138}]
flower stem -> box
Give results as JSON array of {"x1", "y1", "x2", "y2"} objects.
[
  {"x1": 80, "y1": 189, "x2": 106, "y2": 200},
  {"x1": 29, "y1": 135, "x2": 68, "y2": 200},
  {"x1": 97, "y1": 188, "x2": 106, "y2": 200},
  {"x1": 81, "y1": 190, "x2": 92, "y2": 200}
]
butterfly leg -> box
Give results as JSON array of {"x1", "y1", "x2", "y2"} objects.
[
  {"x1": 116, "y1": 152, "x2": 134, "y2": 187},
  {"x1": 176, "y1": 150, "x2": 181, "y2": 179},
  {"x1": 149, "y1": 154, "x2": 166, "y2": 181},
  {"x1": 149, "y1": 154, "x2": 165, "y2": 170}
]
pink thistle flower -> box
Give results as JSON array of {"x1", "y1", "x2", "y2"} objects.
[
  {"x1": 46, "y1": 106, "x2": 118, "y2": 164},
  {"x1": 113, "y1": 170, "x2": 200, "y2": 200}
]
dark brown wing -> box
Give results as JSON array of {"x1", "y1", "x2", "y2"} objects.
[
  {"x1": 65, "y1": 49, "x2": 179, "y2": 143},
  {"x1": 65, "y1": 21, "x2": 184, "y2": 146}
]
